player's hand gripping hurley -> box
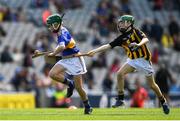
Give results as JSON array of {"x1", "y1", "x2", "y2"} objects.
[{"x1": 32, "y1": 50, "x2": 89, "y2": 60}]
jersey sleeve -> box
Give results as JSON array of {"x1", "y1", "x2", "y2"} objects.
[
  {"x1": 57, "y1": 35, "x2": 65, "y2": 46},
  {"x1": 109, "y1": 35, "x2": 125, "y2": 49},
  {"x1": 57, "y1": 30, "x2": 71, "y2": 46}
]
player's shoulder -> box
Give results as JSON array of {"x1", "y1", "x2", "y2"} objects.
[
  {"x1": 58, "y1": 26, "x2": 72, "y2": 41},
  {"x1": 59, "y1": 26, "x2": 72, "y2": 38},
  {"x1": 133, "y1": 27, "x2": 142, "y2": 33},
  {"x1": 61, "y1": 26, "x2": 69, "y2": 34},
  {"x1": 133, "y1": 27, "x2": 146, "y2": 37}
]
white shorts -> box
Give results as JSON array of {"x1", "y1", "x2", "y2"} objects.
[
  {"x1": 55, "y1": 56, "x2": 87, "y2": 75},
  {"x1": 126, "y1": 58, "x2": 154, "y2": 76}
]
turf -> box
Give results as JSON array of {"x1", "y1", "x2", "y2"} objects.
[{"x1": 0, "y1": 108, "x2": 179, "y2": 120}]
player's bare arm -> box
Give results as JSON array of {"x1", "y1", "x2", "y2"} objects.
[
  {"x1": 48, "y1": 45, "x2": 65, "y2": 56},
  {"x1": 138, "y1": 37, "x2": 149, "y2": 46},
  {"x1": 87, "y1": 44, "x2": 111, "y2": 57},
  {"x1": 129, "y1": 38, "x2": 149, "y2": 51},
  {"x1": 130, "y1": 37, "x2": 149, "y2": 47}
]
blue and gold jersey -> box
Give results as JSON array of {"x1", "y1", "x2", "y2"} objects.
[{"x1": 57, "y1": 27, "x2": 79, "y2": 56}]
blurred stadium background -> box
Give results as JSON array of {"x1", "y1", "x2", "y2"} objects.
[{"x1": 0, "y1": 0, "x2": 179, "y2": 109}]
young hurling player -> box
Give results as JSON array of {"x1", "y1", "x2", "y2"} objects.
[
  {"x1": 87, "y1": 15, "x2": 170, "y2": 114},
  {"x1": 41, "y1": 14, "x2": 92, "y2": 114}
]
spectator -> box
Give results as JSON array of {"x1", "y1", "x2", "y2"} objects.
[
  {"x1": 141, "y1": 18, "x2": 153, "y2": 37},
  {"x1": 11, "y1": 67, "x2": 30, "y2": 92},
  {"x1": 30, "y1": 72, "x2": 41, "y2": 107},
  {"x1": 10, "y1": 8, "x2": 19, "y2": 22},
  {"x1": 0, "y1": 24, "x2": 6, "y2": 37},
  {"x1": 151, "y1": 44, "x2": 159, "y2": 64},
  {"x1": 124, "y1": 77, "x2": 134, "y2": 96},
  {"x1": 91, "y1": 52, "x2": 107, "y2": 68},
  {"x1": 42, "y1": 9, "x2": 51, "y2": 24},
  {"x1": 120, "y1": 0, "x2": 131, "y2": 14},
  {"x1": 151, "y1": 18, "x2": 163, "y2": 43},
  {"x1": 18, "y1": 7, "x2": 27, "y2": 22},
  {"x1": 88, "y1": 12, "x2": 99, "y2": 29},
  {"x1": 38, "y1": 65, "x2": 54, "y2": 107},
  {"x1": 153, "y1": 0, "x2": 163, "y2": 10},
  {"x1": 131, "y1": 79, "x2": 148, "y2": 108},
  {"x1": 52, "y1": 83, "x2": 71, "y2": 107},
  {"x1": 102, "y1": 73, "x2": 113, "y2": 93},
  {"x1": 99, "y1": 25, "x2": 110, "y2": 37},
  {"x1": 110, "y1": 58, "x2": 120, "y2": 74},
  {"x1": 84, "y1": 66, "x2": 94, "y2": 90},
  {"x1": 155, "y1": 63, "x2": 175, "y2": 104},
  {"x1": 0, "y1": 74, "x2": 4, "y2": 90},
  {"x1": 164, "y1": 0, "x2": 180, "y2": 11},
  {"x1": 3, "y1": 7, "x2": 11, "y2": 21},
  {"x1": 12, "y1": 47, "x2": 24, "y2": 64},
  {"x1": 91, "y1": 32, "x2": 101, "y2": 46},
  {"x1": 30, "y1": 0, "x2": 49, "y2": 8},
  {"x1": 107, "y1": 11, "x2": 119, "y2": 32},
  {"x1": 96, "y1": 0, "x2": 109, "y2": 17},
  {"x1": 168, "y1": 15, "x2": 179, "y2": 37},
  {"x1": 173, "y1": 34, "x2": 180, "y2": 51},
  {"x1": 33, "y1": 33, "x2": 49, "y2": 51},
  {"x1": 22, "y1": 48, "x2": 33, "y2": 67},
  {"x1": 40, "y1": 65, "x2": 52, "y2": 87},
  {"x1": 0, "y1": 73, "x2": 4, "y2": 81},
  {"x1": 69, "y1": 0, "x2": 82, "y2": 9},
  {"x1": 22, "y1": 39, "x2": 30, "y2": 54},
  {"x1": 161, "y1": 30, "x2": 174, "y2": 49},
  {"x1": 0, "y1": 45, "x2": 13, "y2": 63}
]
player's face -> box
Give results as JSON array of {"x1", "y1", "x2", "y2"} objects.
[
  {"x1": 47, "y1": 24, "x2": 54, "y2": 32},
  {"x1": 118, "y1": 21, "x2": 126, "y2": 29},
  {"x1": 47, "y1": 23, "x2": 60, "y2": 33},
  {"x1": 117, "y1": 21, "x2": 131, "y2": 33}
]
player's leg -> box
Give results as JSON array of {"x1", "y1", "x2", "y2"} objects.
[
  {"x1": 49, "y1": 64, "x2": 65, "y2": 82},
  {"x1": 73, "y1": 74, "x2": 92, "y2": 114},
  {"x1": 49, "y1": 64, "x2": 75, "y2": 97},
  {"x1": 146, "y1": 75, "x2": 170, "y2": 114},
  {"x1": 163, "y1": 93, "x2": 170, "y2": 105},
  {"x1": 112, "y1": 63, "x2": 135, "y2": 107}
]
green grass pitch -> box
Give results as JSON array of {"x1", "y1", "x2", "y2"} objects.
[{"x1": 0, "y1": 108, "x2": 179, "y2": 120}]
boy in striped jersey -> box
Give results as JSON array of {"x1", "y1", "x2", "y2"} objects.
[{"x1": 87, "y1": 15, "x2": 170, "y2": 114}]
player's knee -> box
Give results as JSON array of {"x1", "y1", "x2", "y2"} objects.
[
  {"x1": 49, "y1": 70, "x2": 61, "y2": 79},
  {"x1": 75, "y1": 85, "x2": 83, "y2": 91},
  {"x1": 117, "y1": 71, "x2": 124, "y2": 79},
  {"x1": 49, "y1": 70, "x2": 55, "y2": 79}
]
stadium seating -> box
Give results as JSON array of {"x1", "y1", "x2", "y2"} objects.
[{"x1": 0, "y1": 0, "x2": 179, "y2": 108}]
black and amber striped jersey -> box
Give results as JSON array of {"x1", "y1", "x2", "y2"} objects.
[{"x1": 109, "y1": 28, "x2": 151, "y2": 60}]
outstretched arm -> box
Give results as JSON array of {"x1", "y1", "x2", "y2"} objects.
[
  {"x1": 87, "y1": 44, "x2": 111, "y2": 57},
  {"x1": 87, "y1": 34, "x2": 123, "y2": 57}
]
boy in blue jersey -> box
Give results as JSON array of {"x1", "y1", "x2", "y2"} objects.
[{"x1": 43, "y1": 14, "x2": 92, "y2": 114}]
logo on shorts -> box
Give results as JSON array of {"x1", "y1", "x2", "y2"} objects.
[
  {"x1": 76, "y1": 70, "x2": 81, "y2": 73},
  {"x1": 148, "y1": 71, "x2": 153, "y2": 75}
]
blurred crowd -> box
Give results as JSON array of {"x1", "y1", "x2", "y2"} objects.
[
  {"x1": 0, "y1": 0, "x2": 180, "y2": 107},
  {"x1": 149, "y1": 0, "x2": 180, "y2": 11}
]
